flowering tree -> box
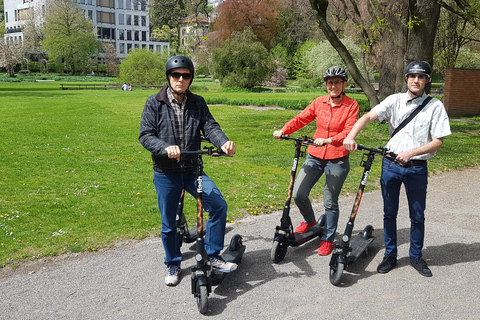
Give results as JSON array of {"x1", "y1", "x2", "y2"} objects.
[{"x1": 0, "y1": 39, "x2": 25, "y2": 77}]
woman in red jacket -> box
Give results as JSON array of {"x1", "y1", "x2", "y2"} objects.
[{"x1": 273, "y1": 66, "x2": 359, "y2": 256}]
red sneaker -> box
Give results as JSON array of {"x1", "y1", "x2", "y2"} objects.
[
  {"x1": 318, "y1": 241, "x2": 334, "y2": 256},
  {"x1": 295, "y1": 221, "x2": 316, "y2": 233}
]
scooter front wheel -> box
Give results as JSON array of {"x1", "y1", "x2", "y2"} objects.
[
  {"x1": 271, "y1": 236, "x2": 288, "y2": 263},
  {"x1": 196, "y1": 284, "x2": 208, "y2": 314},
  {"x1": 329, "y1": 254, "x2": 345, "y2": 286}
]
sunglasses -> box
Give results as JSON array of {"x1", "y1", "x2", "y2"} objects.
[{"x1": 170, "y1": 72, "x2": 192, "y2": 80}]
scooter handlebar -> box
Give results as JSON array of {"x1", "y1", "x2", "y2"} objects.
[
  {"x1": 357, "y1": 144, "x2": 401, "y2": 163},
  {"x1": 278, "y1": 135, "x2": 316, "y2": 146},
  {"x1": 181, "y1": 146, "x2": 232, "y2": 157}
]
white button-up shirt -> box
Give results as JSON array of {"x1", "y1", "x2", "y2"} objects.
[{"x1": 372, "y1": 92, "x2": 451, "y2": 160}]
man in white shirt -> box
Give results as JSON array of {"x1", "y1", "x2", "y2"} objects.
[{"x1": 343, "y1": 61, "x2": 451, "y2": 277}]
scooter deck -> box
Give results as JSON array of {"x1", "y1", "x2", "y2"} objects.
[
  {"x1": 211, "y1": 244, "x2": 246, "y2": 286},
  {"x1": 347, "y1": 233, "x2": 375, "y2": 265},
  {"x1": 289, "y1": 225, "x2": 323, "y2": 247}
]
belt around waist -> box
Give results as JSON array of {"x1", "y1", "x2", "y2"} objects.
[{"x1": 386, "y1": 156, "x2": 427, "y2": 168}]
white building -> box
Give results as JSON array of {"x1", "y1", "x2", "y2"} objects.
[{"x1": 3, "y1": 0, "x2": 169, "y2": 60}]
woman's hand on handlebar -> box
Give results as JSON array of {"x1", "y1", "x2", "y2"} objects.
[
  {"x1": 314, "y1": 137, "x2": 332, "y2": 147},
  {"x1": 273, "y1": 130, "x2": 284, "y2": 139}
]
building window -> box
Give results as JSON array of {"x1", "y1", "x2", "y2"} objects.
[
  {"x1": 5, "y1": 12, "x2": 8, "y2": 23},
  {"x1": 87, "y1": 10, "x2": 93, "y2": 20},
  {"x1": 119, "y1": 43, "x2": 125, "y2": 54},
  {"x1": 134, "y1": 30, "x2": 139, "y2": 41},
  {"x1": 97, "y1": 0, "x2": 114, "y2": 8},
  {"x1": 119, "y1": 29, "x2": 125, "y2": 40},
  {"x1": 127, "y1": 31, "x2": 132, "y2": 41},
  {"x1": 141, "y1": 16, "x2": 146, "y2": 27},
  {"x1": 97, "y1": 11, "x2": 115, "y2": 24},
  {"x1": 78, "y1": 0, "x2": 85, "y2": 4},
  {"x1": 87, "y1": 0, "x2": 93, "y2": 5},
  {"x1": 126, "y1": 0, "x2": 131, "y2": 10},
  {"x1": 142, "y1": 31, "x2": 146, "y2": 42},
  {"x1": 119, "y1": 14, "x2": 124, "y2": 25},
  {"x1": 126, "y1": 14, "x2": 131, "y2": 25},
  {"x1": 134, "y1": 15, "x2": 139, "y2": 26},
  {"x1": 118, "y1": 0, "x2": 123, "y2": 9},
  {"x1": 127, "y1": 43, "x2": 132, "y2": 53}
]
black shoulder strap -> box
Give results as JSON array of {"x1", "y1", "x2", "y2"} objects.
[{"x1": 391, "y1": 96, "x2": 433, "y2": 138}]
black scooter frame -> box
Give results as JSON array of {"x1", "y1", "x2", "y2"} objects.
[
  {"x1": 329, "y1": 145, "x2": 398, "y2": 285},
  {"x1": 271, "y1": 135, "x2": 325, "y2": 263},
  {"x1": 181, "y1": 145, "x2": 246, "y2": 314}
]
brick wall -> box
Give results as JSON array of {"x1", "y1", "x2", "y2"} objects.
[{"x1": 443, "y1": 68, "x2": 480, "y2": 117}]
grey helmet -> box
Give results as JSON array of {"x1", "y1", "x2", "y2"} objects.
[
  {"x1": 323, "y1": 66, "x2": 348, "y2": 81},
  {"x1": 165, "y1": 55, "x2": 195, "y2": 86},
  {"x1": 405, "y1": 61, "x2": 432, "y2": 80}
]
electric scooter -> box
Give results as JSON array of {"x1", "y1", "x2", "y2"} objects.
[
  {"x1": 181, "y1": 144, "x2": 246, "y2": 314},
  {"x1": 271, "y1": 135, "x2": 325, "y2": 263},
  {"x1": 329, "y1": 144, "x2": 398, "y2": 285},
  {"x1": 176, "y1": 189, "x2": 200, "y2": 246}
]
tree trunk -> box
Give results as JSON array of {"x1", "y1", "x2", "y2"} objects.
[
  {"x1": 406, "y1": 0, "x2": 441, "y2": 93},
  {"x1": 309, "y1": 0, "x2": 379, "y2": 106},
  {"x1": 376, "y1": 1, "x2": 409, "y2": 101}
]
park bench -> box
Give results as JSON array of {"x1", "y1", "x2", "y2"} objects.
[{"x1": 60, "y1": 84, "x2": 108, "y2": 90}]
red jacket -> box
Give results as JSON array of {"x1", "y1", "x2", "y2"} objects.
[{"x1": 281, "y1": 94, "x2": 359, "y2": 160}]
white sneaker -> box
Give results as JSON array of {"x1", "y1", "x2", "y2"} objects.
[
  {"x1": 165, "y1": 265, "x2": 181, "y2": 286},
  {"x1": 210, "y1": 257, "x2": 237, "y2": 273}
]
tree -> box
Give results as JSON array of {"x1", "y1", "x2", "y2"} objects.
[
  {"x1": 309, "y1": 0, "x2": 441, "y2": 106},
  {"x1": 42, "y1": 0, "x2": 100, "y2": 74},
  {"x1": 102, "y1": 42, "x2": 118, "y2": 77},
  {"x1": 434, "y1": 6, "x2": 480, "y2": 77},
  {"x1": 0, "y1": 39, "x2": 25, "y2": 77},
  {"x1": 0, "y1": 20, "x2": 5, "y2": 38},
  {"x1": 149, "y1": 0, "x2": 187, "y2": 29},
  {"x1": 214, "y1": 0, "x2": 285, "y2": 49},
  {"x1": 210, "y1": 28, "x2": 272, "y2": 88},
  {"x1": 118, "y1": 48, "x2": 169, "y2": 85}
]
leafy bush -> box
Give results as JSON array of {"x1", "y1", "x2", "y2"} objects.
[
  {"x1": 118, "y1": 48, "x2": 169, "y2": 85},
  {"x1": 210, "y1": 28, "x2": 272, "y2": 89}
]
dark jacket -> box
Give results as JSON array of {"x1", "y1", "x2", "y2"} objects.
[{"x1": 139, "y1": 86, "x2": 229, "y2": 173}]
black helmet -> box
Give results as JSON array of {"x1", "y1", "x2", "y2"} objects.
[
  {"x1": 165, "y1": 55, "x2": 195, "y2": 83},
  {"x1": 405, "y1": 61, "x2": 432, "y2": 79},
  {"x1": 323, "y1": 66, "x2": 348, "y2": 81}
]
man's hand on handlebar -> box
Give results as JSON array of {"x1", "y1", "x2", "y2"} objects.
[
  {"x1": 221, "y1": 141, "x2": 236, "y2": 156},
  {"x1": 343, "y1": 136, "x2": 357, "y2": 151}
]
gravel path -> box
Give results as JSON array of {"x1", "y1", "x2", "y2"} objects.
[{"x1": 1, "y1": 166, "x2": 479, "y2": 319}]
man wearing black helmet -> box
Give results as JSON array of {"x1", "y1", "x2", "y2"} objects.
[
  {"x1": 343, "y1": 61, "x2": 451, "y2": 277},
  {"x1": 139, "y1": 55, "x2": 237, "y2": 286},
  {"x1": 273, "y1": 66, "x2": 359, "y2": 256}
]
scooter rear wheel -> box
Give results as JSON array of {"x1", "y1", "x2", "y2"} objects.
[
  {"x1": 197, "y1": 284, "x2": 208, "y2": 314},
  {"x1": 329, "y1": 254, "x2": 345, "y2": 286},
  {"x1": 271, "y1": 236, "x2": 288, "y2": 263},
  {"x1": 229, "y1": 234, "x2": 243, "y2": 251},
  {"x1": 361, "y1": 225, "x2": 374, "y2": 239}
]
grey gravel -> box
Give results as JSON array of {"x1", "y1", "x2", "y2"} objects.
[{"x1": 1, "y1": 167, "x2": 479, "y2": 319}]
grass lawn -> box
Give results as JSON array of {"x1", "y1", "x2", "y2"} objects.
[{"x1": 1, "y1": 81, "x2": 479, "y2": 268}]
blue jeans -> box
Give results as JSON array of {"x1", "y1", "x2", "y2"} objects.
[
  {"x1": 292, "y1": 154, "x2": 350, "y2": 242},
  {"x1": 380, "y1": 158, "x2": 428, "y2": 258},
  {"x1": 153, "y1": 171, "x2": 228, "y2": 266}
]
